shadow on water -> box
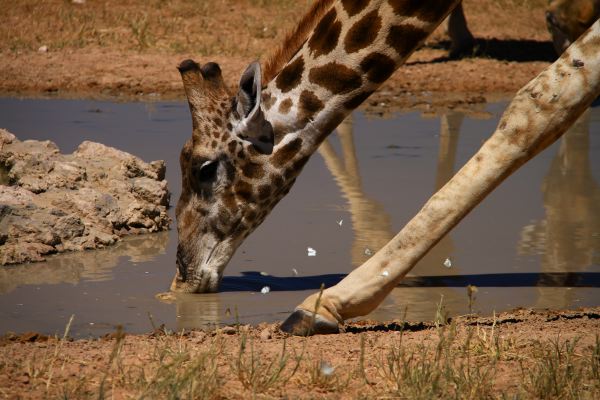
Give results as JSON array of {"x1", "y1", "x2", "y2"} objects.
[
  {"x1": 413, "y1": 38, "x2": 557, "y2": 64},
  {"x1": 221, "y1": 271, "x2": 600, "y2": 292}
]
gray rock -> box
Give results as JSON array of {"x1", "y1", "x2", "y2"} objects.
[{"x1": 0, "y1": 130, "x2": 171, "y2": 265}]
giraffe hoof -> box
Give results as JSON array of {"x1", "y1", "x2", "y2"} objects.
[{"x1": 280, "y1": 309, "x2": 340, "y2": 336}]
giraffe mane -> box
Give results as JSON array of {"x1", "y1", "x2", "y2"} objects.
[{"x1": 263, "y1": 0, "x2": 336, "y2": 84}]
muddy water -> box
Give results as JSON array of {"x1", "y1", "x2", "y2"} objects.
[{"x1": 0, "y1": 98, "x2": 598, "y2": 337}]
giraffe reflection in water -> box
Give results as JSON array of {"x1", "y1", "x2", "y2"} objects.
[
  {"x1": 320, "y1": 110, "x2": 599, "y2": 320},
  {"x1": 517, "y1": 111, "x2": 600, "y2": 309},
  {"x1": 319, "y1": 113, "x2": 464, "y2": 320}
]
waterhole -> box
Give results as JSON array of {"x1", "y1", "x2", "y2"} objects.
[{"x1": 0, "y1": 98, "x2": 598, "y2": 337}]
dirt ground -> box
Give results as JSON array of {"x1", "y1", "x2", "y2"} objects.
[
  {"x1": 0, "y1": 0, "x2": 554, "y2": 112},
  {"x1": 1, "y1": 307, "x2": 599, "y2": 399}
]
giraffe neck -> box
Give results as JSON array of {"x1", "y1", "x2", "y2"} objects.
[{"x1": 263, "y1": 0, "x2": 460, "y2": 156}]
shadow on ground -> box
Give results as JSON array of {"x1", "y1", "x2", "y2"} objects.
[{"x1": 412, "y1": 38, "x2": 557, "y2": 64}]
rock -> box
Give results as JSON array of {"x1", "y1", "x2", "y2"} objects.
[
  {"x1": 0, "y1": 129, "x2": 15, "y2": 145},
  {"x1": 131, "y1": 177, "x2": 170, "y2": 206},
  {"x1": 150, "y1": 160, "x2": 166, "y2": 181},
  {"x1": 54, "y1": 215, "x2": 85, "y2": 240},
  {"x1": 0, "y1": 131, "x2": 171, "y2": 265}
]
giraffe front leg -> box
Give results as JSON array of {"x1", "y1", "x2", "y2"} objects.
[{"x1": 281, "y1": 20, "x2": 600, "y2": 336}]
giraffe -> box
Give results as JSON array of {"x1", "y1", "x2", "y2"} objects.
[{"x1": 171, "y1": 0, "x2": 600, "y2": 334}]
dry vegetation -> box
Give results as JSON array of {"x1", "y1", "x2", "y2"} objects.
[
  {"x1": 0, "y1": 0, "x2": 553, "y2": 103},
  {"x1": 1, "y1": 0, "x2": 546, "y2": 55},
  {"x1": 1, "y1": 0, "x2": 305, "y2": 56},
  {"x1": 1, "y1": 307, "x2": 599, "y2": 399}
]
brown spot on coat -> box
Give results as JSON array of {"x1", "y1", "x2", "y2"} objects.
[
  {"x1": 308, "y1": 9, "x2": 342, "y2": 58},
  {"x1": 343, "y1": 90, "x2": 374, "y2": 109},
  {"x1": 223, "y1": 192, "x2": 237, "y2": 213},
  {"x1": 388, "y1": 0, "x2": 451, "y2": 23},
  {"x1": 285, "y1": 156, "x2": 309, "y2": 179},
  {"x1": 228, "y1": 141, "x2": 237, "y2": 153},
  {"x1": 279, "y1": 98, "x2": 293, "y2": 114},
  {"x1": 242, "y1": 162, "x2": 265, "y2": 179},
  {"x1": 234, "y1": 180, "x2": 253, "y2": 202},
  {"x1": 273, "y1": 137, "x2": 303, "y2": 167},
  {"x1": 344, "y1": 10, "x2": 382, "y2": 54},
  {"x1": 246, "y1": 209, "x2": 258, "y2": 222},
  {"x1": 341, "y1": 0, "x2": 369, "y2": 16},
  {"x1": 299, "y1": 90, "x2": 324, "y2": 123},
  {"x1": 276, "y1": 56, "x2": 305, "y2": 93},
  {"x1": 258, "y1": 184, "x2": 271, "y2": 200},
  {"x1": 360, "y1": 52, "x2": 396, "y2": 83},
  {"x1": 272, "y1": 174, "x2": 284, "y2": 188},
  {"x1": 262, "y1": 92, "x2": 275, "y2": 110},
  {"x1": 386, "y1": 24, "x2": 428, "y2": 57},
  {"x1": 309, "y1": 62, "x2": 362, "y2": 94}
]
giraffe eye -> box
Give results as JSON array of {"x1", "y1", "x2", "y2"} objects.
[{"x1": 193, "y1": 159, "x2": 219, "y2": 183}]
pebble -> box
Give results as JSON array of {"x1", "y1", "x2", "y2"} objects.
[
  {"x1": 259, "y1": 328, "x2": 272, "y2": 340},
  {"x1": 220, "y1": 326, "x2": 236, "y2": 335}
]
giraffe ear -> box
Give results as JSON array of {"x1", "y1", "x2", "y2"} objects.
[{"x1": 234, "y1": 61, "x2": 274, "y2": 154}]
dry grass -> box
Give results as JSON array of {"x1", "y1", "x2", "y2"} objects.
[
  {"x1": 0, "y1": 0, "x2": 550, "y2": 57},
  {"x1": 0, "y1": 0, "x2": 306, "y2": 56},
  {"x1": 1, "y1": 309, "x2": 599, "y2": 399}
]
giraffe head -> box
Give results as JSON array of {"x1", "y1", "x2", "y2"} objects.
[
  {"x1": 172, "y1": 59, "x2": 303, "y2": 293},
  {"x1": 171, "y1": 0, "x2": 457, "y2": 293}
]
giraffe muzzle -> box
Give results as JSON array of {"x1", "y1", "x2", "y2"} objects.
[{"x1": 171, "y1": 238, "x2": 236, "y2": 293}]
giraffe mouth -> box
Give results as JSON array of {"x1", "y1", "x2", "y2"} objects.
[{"x1": 171, "y1": 238, "x2": 236, "y2": 293}]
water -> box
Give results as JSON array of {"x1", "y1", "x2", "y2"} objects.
[{"x1": 0, "y1": 97, "x2": 598, "y2": 337}]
